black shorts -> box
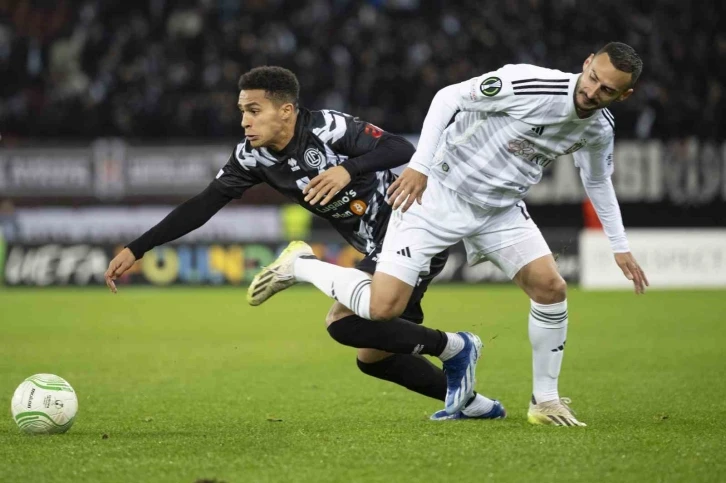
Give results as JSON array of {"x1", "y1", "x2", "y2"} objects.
[{"x1": 355, "y1": 245, "x2": 449, "y2": 325}]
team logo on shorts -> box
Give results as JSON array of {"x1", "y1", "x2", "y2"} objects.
[
  {"x1": 480, "y1": 77, "x2": 502, "y2": 97},
  {"x1": 350, "y1": 199, "x2": 367, "y2": 216},
  {"x1": 442, "y1": 163, "x2": 450, "y2": 172},
  {"x1": 304, "y1": 148, "x2": 324, "y2": 168}
]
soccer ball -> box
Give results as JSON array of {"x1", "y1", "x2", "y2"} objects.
[{"x1": 11, "y1": 374, "x2": 78, "y2": 434}]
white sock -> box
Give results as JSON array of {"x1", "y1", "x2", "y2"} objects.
[
  {"x1": 462, "y1": 393, "x2": 496, "y2": 417},
  {"x1": 293, "y1": 258, "x2": 371, "y2": 319},
  {"x1": 529, "y1": 299, "x2": 568, "y2": 404},
  {"x1": 438, "y1": 332, "x2": 465, "y2": 361}
]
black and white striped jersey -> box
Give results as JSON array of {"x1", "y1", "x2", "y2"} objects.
[
  {"x1": 213, "y1": 108, "x2": 400, "y2": 254},
  {"x1": 408, "y1": 64, "x2": 615, "y2": 208}
]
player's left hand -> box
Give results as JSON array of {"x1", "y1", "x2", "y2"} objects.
[
  {"x1": 303, "y1": 166, "x2": 351, "y2": 206},
  {"x1": 614, "y1": 252, "x2": 649, "y2": 294}
]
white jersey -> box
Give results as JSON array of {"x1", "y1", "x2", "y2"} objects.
[
  {"x1": 408, "y1": 63, "x2": 614, "y2": 208},
  {"x1": 408, "y1": 63, "x2": 629, "y2": 253}
]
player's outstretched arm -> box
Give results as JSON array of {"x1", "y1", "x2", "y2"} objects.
[
  {"x1": 104, "y1": 184, "x2": 233, "y2": 293},
  {"x1": 575, "y1": 140, "x2": 648, "y2": 294}
]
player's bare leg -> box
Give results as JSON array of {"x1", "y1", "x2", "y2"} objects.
[{"x1": 513, "y1": 254, "x2": 585, "y2": 427}]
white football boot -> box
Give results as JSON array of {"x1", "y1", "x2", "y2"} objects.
[
  {"x1": 247, "y1": 241, "x2": 315, "y2": 306},
  {"x1": 527, "y1": 397, "x2": 587, "y2": 427}
]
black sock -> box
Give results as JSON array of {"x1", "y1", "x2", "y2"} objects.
[
  {"x1": 327, "y1": 315, "x2": 448, "y2": 356},
  {"x1": 357, "y1": 355, "x2": 446, "y2": 401}
]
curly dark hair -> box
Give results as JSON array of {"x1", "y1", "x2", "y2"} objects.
[
  {"x1": 597, "y1": 42, "x2": 643, "y2": 87},
  {"x1": 237, "y1": 66, "x2": 300, "y2": 106}
]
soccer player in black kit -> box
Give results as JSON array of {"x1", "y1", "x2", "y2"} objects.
[{"x1": 104, "y1": 66, "x2": 504, "y2": 420}]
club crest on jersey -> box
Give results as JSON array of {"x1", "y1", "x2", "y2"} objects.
[
  {"x1": 480, "y1": 77, "x2": 502, "y2": 97},
  {"x1": 304, "y1": 148, "x2": 325, "y2": 169},
  {"x1": 564, "y1": 138, "x2": 588, "y2": 154}
]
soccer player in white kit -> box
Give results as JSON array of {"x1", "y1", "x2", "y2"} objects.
[{"x1": 250, "y1": 42, "x2": 649, "y2": 426}]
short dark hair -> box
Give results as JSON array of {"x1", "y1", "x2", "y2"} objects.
[
  {"x1": 237, "y1": 66, "x2": 300, "y2": 106},
  {"x1": 596, "y1": 42, "x2": 643, "y2": 87}
]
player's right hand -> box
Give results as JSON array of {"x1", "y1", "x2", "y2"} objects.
[
  {"x1": 104, "y1": 248, "x2": 137, "y2": 294},
  {"x1": 387, "y1": 168, "x2": 428, "y2": 212}
]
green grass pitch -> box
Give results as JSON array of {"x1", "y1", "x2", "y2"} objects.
[{"x1": 1, "y1": 286, "x2": 725, "y2": 482}]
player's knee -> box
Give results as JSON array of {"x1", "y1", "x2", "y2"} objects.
[
  {"x1": 357, "y1": 352, "x2": 395, "y2": 377},
  {"x1": 325, "y1": 303, "x2": 354, "y2": 328},
  {"x1": 357, "y1": 348, "x2": 393, "y2": 365},
  {"x1": 368, "y1": 295, "x2": 406, "y2": 321},
  {"x1": 532, "y1": 276, "x2": 567, "y2": 304}
]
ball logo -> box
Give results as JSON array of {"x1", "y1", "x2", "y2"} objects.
[
  {"x1": 304, "y1": 148, "x2": 324, "y2": 169},
  {"x1": 350, "y1": 199, "x2": 367, "y2": 216},
  {"x1": 480, "y1": 76, "x2": 502, "y2": 97}
]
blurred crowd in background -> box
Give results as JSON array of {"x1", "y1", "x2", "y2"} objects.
[{"x1": 1, "y1": 0, "x2": 724, "y2": 141}]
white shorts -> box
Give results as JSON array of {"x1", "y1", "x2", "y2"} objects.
[{"x1": 378, "y1": 178, "x2": 552, "y2": 286}]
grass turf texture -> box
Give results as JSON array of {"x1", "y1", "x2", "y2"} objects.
[{"x1": 1, "y1": 286, "x2": 724, "y2": 483}]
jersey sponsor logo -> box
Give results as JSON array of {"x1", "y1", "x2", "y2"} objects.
[
  {"x1": 530, "y1": 154, "x2": 554, "y2": 168},
  {"x1": 479, "y1": 76, "x2": 502, "y2": 97},
  {"x1": 288, "y1": 158, "x2": 300, "y2": 172},
  {"x1": 508, "y1": 139, "x2": 536, "y2": 157},
  {"x1": 563, "y1": 138, "x2": 588, "y2": 154},
  {"x1": 315, "y1": 189, "x2": 358, "y2": 213},
  {"x1": 304, "y1": 148, "x2": 325, "y2": 169},
  {"x1": 331, "y1": 210, "x2": 354, "y2": 219},
  {"x1": 350, "y1": 199, "x2": 368, "y2": 216},
  {"x1": 507, "y1": 139, "x2": 556, "y2": 168}
]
